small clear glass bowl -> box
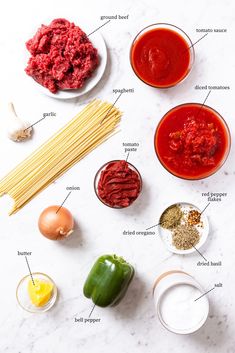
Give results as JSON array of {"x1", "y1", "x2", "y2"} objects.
[
  {"x1": 16, "y1": 272, "x2": 58, "y2": 313},
  {"x1": 130, "y1": 23, "x2": 195, "y2": 89},
  {"x1": 94, "y1": 160, "x2": 142, "y2": 209}
]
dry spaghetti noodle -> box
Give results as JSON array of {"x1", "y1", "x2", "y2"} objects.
[{"x1": 0, "y1": 99, "x2": 122, "y2": 215}]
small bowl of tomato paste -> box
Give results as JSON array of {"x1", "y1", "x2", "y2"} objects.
[
  {"x1": 94, "y1": 160, "x2": 142, "y2": 208},
  {"x1": 130, "y1": 23, "x2": 194, "y2": 88},
  {"x1": 154, "y1": 103, "x2": 231, "y2": 180}
]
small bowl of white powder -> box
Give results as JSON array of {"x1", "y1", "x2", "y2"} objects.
[{"x1": 153, "y1": 270, "x2": 209, "y2": 334}]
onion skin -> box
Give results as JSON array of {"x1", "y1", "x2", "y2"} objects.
[{"x1": 38, "y1": 205, "x2": 74, "y2": 240}]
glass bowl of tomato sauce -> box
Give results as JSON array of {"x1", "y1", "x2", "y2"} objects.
[
  {"x1": 94, "y1": 160, "x2": 142, "y2": 208},
  {"x1": 154, "y1": 103, "x2": 231, "y2": 180},
  {"x1": 130, "y1": 23, "x2": 195, "y2": 88}
]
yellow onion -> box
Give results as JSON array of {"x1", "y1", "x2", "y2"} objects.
[{"x1": 38, "y1": 205, "x2": 74, "y2": 240}]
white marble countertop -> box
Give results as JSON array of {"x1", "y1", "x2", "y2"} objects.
[{"x1": 0, "y1": 0, "x2": 235, "y2": 352}]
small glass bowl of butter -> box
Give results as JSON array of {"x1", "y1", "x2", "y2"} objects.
[{"x1": 16, "y1": 272, "x2": 58, "y2": 313}]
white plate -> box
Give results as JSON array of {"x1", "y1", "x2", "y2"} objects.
[
  {"x1": 158, "y1": 202, "x2": 209, "y2": 255},
  {"x1": 25, "y1": 25, "x2": 107, "y2": 99}
]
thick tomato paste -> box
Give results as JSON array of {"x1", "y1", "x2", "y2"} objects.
[
  {"x1": 25, "y1": 19, "x2": 99, "y2": 93},
  {"x1": 97, "y1": 160, "x2": 141, "y2": 208},
  {"x1": 155, "y1": 104, "x2": 230, "y2": 179},
  {"x1": 131, "y1": 27, "x2": 191, "y2": 87}
]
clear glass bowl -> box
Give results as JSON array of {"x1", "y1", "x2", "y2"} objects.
[
  {"x1": 16, "y1": 272, "x2": 58, "y2": 313},
  {"x1": 94, "y1": 160, "x2": 142, "y2": 208},
  {"x1": 130, "y1": 23, "x2": 195, "y2": 88},
  {"x1": 154, "y1": 103, "x2": 231, "y2": 180}
]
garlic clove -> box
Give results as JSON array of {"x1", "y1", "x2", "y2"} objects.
[{"x1": 7, "y1": 102, "x2": 33, "y2": 142}]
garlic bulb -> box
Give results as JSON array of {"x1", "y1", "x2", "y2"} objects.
[{"x1": 7, "y1": 102, "x2": 33, "y2": 142}]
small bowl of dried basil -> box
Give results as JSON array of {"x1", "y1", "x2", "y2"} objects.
[{"x1": 158, "y1": 202, "x2": 209, "y2": 254}]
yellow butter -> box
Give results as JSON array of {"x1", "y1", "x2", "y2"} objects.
[{"x1": 28, "y1": 279, "x2": 53, "y2": 307}]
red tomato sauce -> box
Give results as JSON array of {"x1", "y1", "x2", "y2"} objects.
[
  {"x1": 131, "y1": 28, "x2": 191, "y2": 87},
  {"x1": 155, "y1": 104, "x2": 230, "y2": 179}
]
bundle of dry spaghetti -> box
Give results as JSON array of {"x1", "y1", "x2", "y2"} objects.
[{"x1": 0, "y1": 99, "x2": 122, "y2": 215}]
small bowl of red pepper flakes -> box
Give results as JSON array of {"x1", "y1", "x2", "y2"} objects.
[
  {"x1": 94, "y1": 160, "x2": 142, "y2": 208},
  {"x1": 154, "y1": 103, "x2": 231, "y2": 180}
]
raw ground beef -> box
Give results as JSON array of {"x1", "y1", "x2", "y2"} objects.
[{"x1": 25, "y1": 18, "x2": 99, "y2": 93}]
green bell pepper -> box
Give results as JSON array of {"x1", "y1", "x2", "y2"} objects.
[{"x1": 83, "y1": 254, "x2": 134, "y2": 307}]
